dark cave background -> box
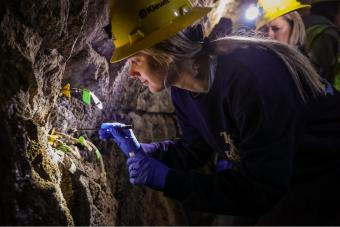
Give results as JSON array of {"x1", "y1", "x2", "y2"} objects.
[{"x1": 0, "y1": 0, "x2": 252, "y2": 225}]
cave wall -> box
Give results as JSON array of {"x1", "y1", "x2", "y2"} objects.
[
  {"x1": 0, "y1": 0, "x2": 246, "y2": 225},
  {"x1": 0, "y1": 0, "x2": 183, "y2": 225}
]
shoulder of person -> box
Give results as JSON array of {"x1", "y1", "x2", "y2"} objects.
[
  {"x1": 303, "y1": 14, "x2": 333, "y2": 28},
  {"x1": 216, "y1": 45, "x2": 295, "y2": 95},
  {"x1": 217, "y1": 45, "x2": 288, "y2": 79},
  {"x1": 304, "y1": 15, "x2": 339, "y2": 38}
]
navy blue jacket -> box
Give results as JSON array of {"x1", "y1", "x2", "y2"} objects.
[{"x1": 142, "y1": 46, "x2": 340, "y2": 215}]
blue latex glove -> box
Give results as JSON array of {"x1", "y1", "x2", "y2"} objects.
[
  {"x1": 99, "y1": 122, "x2": 142, "y2": 157},
  {"x1": 127, "y1": 154, "x2": 169, "y2": 190}
]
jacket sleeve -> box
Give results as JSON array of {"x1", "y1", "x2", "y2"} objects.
[
  {"x1": 141, "y1": 97, "x2": 214, "y2": 171},
  {"x1": 162, "y1": 53, "x2": 302, "y2": 215},
  {"x1": 309, "y1": 32, "x2": 339, "y2": 82}
]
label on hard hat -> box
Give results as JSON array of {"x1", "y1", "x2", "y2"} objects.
[{"x1": 139, "y1": 0, "x2": 170, "y2": 19}]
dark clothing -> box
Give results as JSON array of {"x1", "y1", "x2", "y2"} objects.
[
  {"x1": 303, "y1": 15, "x2": 340, "y2": 85},
  {"x1": 142, "y1": 46, "x2": 340, "y2": 224}
]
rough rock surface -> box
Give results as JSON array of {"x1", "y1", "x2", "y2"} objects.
[
  {"x1": 0, "y1": 0, "x2": 244, "y2": 225},
  {"x1": 0, "y1": 0, "x2": 182, "y2": 225}
]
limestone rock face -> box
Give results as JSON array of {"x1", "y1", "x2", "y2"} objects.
[{"x1": 0, "y1": 0, "x2": 182, "y2": 225}]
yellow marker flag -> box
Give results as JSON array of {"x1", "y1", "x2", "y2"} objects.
[{"x1": 61, "y1": 83, "x2": 71, "y2": 98}]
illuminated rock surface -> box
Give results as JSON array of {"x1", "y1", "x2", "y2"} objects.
[{"x1": 0, "y1": 0, "x2": 243, "y2": 225}]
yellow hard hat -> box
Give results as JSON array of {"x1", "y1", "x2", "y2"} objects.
[
  {"x1": 109, "y1": 0, "x2": 211, "y2": 63},
  {"x1": 256, "y1": 0, "x2": 311, "y2": 30}
]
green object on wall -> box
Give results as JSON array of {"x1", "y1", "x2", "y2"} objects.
[
  {"x1": 82, "y1": 89, "x2": 91, "y2": 105},
  {"x1": 78, "y1": 136, "x2": 87, "y2": 146},
  {"x1": 95, "y1": 149, "x2": 102, "y2": 160}
]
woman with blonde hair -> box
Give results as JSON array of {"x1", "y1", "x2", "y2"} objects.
[
  {"x1": 100, "y1": 0, "x2": 340, "y2": 225},
  {"x1": 256, "y1": 0, "x2": 310, "y2": 49}
]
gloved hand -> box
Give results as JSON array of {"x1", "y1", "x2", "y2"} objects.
[
  {"x1": 99, "y1": 122, "x2": 142, "y2": 157},
  {"x1": 215, "y1": 159, "x2": 232, "y2": 173},
  {"x1": 127, "y1": 154, "x2": 169, "y2": 190}
]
